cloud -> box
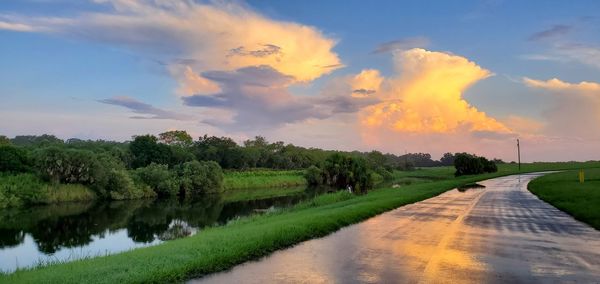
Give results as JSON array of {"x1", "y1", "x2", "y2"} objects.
[
  {"x1": 168, "y1": 65, "x2": 221, "y2": 96},
  {"x1": 181, "y1": 65, "x2": 379, "y2": 130},
  {"x1": 524, "y1": 77, "x2": 600, "y2": 140},
  {"x1": 350, "y1": 69, "x2": 383, "y2": 97},
  {"x1": 1, "y1": 0, "x2": 341, "y2": 83},
  {"x1": 0, "y1": 21, "x2": 35, "y2": 32},
  {"x1": 523, "y1": 77, "x2": 600, "y2": 92},
  {"x1": 372, "y1": 37, "x2": 429, "y2": 54},
  {"x1": 228, "y1": 44, "x2": 282, "y2": 58},
  {"x1": 554, "y1": 43, "x2": 600, "y2": 69},
  {"x1": 360, "y1": 48, "x2": 509, "y2": 134},
  {"x1": 99, "y1": 96, "x2": 192, "y2": 120},
  {"x1": 502, "y1": 115, "x2": 545, "y2": 135},
  {"x1": 528, "y1": 25, "x2": 572, "y2": 41}
]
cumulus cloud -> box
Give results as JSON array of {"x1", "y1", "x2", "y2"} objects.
[
  {"x1": 353, "y1": 49, "x2": 516, "y2": 159},
  {"x1": 1, "y1": 0, "x2": 342, "y2": 104},
  {"x1": 181, "y1": 65, "x2": 378, "y2": 130},
  {"x1": 524, "y1": 77, "x2": 600, "y2": 140},
  {"x1": 99, "y1": 96, "x2": 192, "y2": 120},
  {"x1": 360, "y1": 48, "x2": 509, "y2": 134},
  {"x1": 372, "y1": 37, "x2": 429, "y2": 54},
  {"x1": 528, "y1": 25, "x2": 572, "y2": 41}
]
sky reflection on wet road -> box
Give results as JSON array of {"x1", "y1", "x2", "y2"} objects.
[{"x1": 192, "y1": 173, "x2": 600, "y2": 283}]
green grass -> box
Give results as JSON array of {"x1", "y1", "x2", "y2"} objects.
[
  {"x1": 223, "y1": 169, "x2": 307, "y2": 190},
  {"x1": 222, "y1": 186, "x2": 306, "y2": 202},
  {"x1": 0, "y1": 173, "x2": 96, "y2": 208},
  {"x1": 3, "y1": 162, "x2": 600, "y2": 283},
  {"x1": 528, "y1": 168, "x2": 600, "y2": 230}
]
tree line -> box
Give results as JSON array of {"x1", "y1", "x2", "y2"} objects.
[{"x1": 0, "y1": 131, "x2": 503, "y2": 204}]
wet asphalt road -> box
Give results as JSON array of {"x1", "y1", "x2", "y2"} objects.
[{"x1": 191, "y1": 173, "x2": 600, "y2": 283}]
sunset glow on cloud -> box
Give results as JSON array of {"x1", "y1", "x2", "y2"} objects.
[{"x1": 361, "y1": 49, "x2": 510, "y2": 134}]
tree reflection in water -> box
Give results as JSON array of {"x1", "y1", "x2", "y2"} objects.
[{"x1": 0, "y1": 186, "x2": 328, "y2": 256}]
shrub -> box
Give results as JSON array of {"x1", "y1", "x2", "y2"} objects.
[
  {"x1": 34, "y1": 147, "x2": 103, "y2": 184},
  {"x1": 321, "y1": 153, "x2": 374, "y2": 194},
  {"x1": 304, "y1": 165, "x2": 324, "y2": 186},
  {"x1": 106, "y1": 168, "x2": 155, "y2": 200},
  {"x1": 0, "y1": 145, "x2": 31, "y2": 173},
  {"x1": 133, "y1": 163, "x2": 179, "y2": 196},
  {"x1": 454, "y1": 153, "x2": 497, "y2": 176},
  {"x1": 178, "y1": 161, "x2": 224, "y2": 195}
]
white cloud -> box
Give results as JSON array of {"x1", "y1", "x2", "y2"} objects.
[{"x1": 1, "y1": 0, "x2": 342, "y2": 94}]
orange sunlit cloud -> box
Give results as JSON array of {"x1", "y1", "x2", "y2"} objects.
[{"x1": 360, "y1": 48, "x2": 511, "y2": 134}]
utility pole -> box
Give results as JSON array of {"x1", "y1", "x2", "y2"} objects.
[{"x1": 517, "y1": 139, "x2": 521, "y2": 171}]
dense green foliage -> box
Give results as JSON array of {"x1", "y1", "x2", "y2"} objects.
[
  {"x1": 306, "y1": 153, "x2": 374, "y2": 193},
  {"x1": 454, "y1": 153, "x2": 498, "y2": 176},
  {"x1": 4, "y1": 163, "x2": 599, "y2": 283},
  {"x1": 0, "y1": 145, "x2": 30, "y2": 173},
  {"x1": 0, "y1": 173, "x2": 96, "y2": 208},
  {"x1": 0, "y1": 131, "x2": 584, "y2": 208},
  {"x1": 178, "y1": 161, "x2": 224, "y2": 195},
  {"x1": 529, "y1": 169, "x2": 600, "y2": 229}
]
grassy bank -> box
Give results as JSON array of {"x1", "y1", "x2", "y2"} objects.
[
  {"x1": 4, "y1": 162, "x2": 599, "y2": 283},
  {"x1": 528, "y1": 168, "x2": 600, "y2": 230},
  {"x1": 222, "y1": 186, "x2": 307, "y2": 202},
  {"x1": 0, "y1": 173, "x2": 96, "y2": 208},
  {"x1": 223, "y1": 169, "x2": 307, "y2": 190}
]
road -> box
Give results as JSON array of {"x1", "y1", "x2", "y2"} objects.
[{"x1": 191, "y1": 173, "x2": 600, "y2": 283}]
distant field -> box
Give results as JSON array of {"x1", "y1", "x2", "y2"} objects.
[
  {"x1": 223, "y1": 169, "x2": 307, "y2": 190},
  {"x1": 529, "y1": 168, "x2": 600, "y2": 230}
]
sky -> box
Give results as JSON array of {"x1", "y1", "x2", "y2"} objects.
[{"x1": 1, "y1": 0, "x2": 599, "y2": 162}]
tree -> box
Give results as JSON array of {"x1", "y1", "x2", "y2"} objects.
[
  {"x1": 0, "y1": 135, "x2": 10, "y2": 146},
  {"x1": 454, "y1": 153, "x2": 497, "y2": 176},
  {"x1": 0, "y1": 145, "x2": 30, "y2": 172},
  {"x1": 133, "y1": 163, "x2": 179, "y2": 196},
  {"x1": 158, "y1": 130, "x2": 193, "y2": 147},
  {"x1": 321, "y1": 153, "x2": 373, "y2": 194},
  {"x1": 129, "y1": 135, "x2": 171, "y2": 168},
  {"x1": 11, "y1": 135, "x2": 63, "y2": 147},
  {"x1": 178, "y1": 161, "x2": 224, "y2": 195},
  {"x1": 193, "y1": 135, "x2": 241, "y2": 168},
  {"x1": 440, "y1": 152, "x2": 455, "y2": 166},
  {"x1": 304, "y1": 165, "x2": 324, "y2": 186}
]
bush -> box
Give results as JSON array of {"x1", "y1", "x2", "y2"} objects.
[
  {"x1": 133, "y1": 163, "x2": 179, "y2": 196},
  {"x1": 0, "y1": 173, "x2": 96, "y2": 206},
  {"x1": 0, "y1": 145, "x2": 31, "y2": 173},
  {"x1": 454, "y1": 153, "x2": 497, "y2": 176},
  {"x1": 34, "y1": 147, "x2": 104, "y2": 184},
  {"x1": 321, "y1": 153, "x2": 374, "y2": 194},
  {"x1": 304, "y1": 165, "x2": 324, "y2": 186},
  {"x1": 106, "y1": 168, "x2": 155, "y2": 200},
  {"x1": 178, "y1": 161, "x2": 224, "y2": 195}
]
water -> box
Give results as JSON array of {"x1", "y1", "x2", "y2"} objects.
[{"x1": 0, "y1": 186, "x2": 328, "y2": 272}]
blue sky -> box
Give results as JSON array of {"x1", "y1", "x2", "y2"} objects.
[{"x1": 1, "y1": 0, "x2": 599, "y2": 161}]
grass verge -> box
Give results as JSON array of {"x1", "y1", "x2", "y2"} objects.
[
  {"x1": 2, "y1": 162, "x2": 600, "y2": 283},
  {"x1": 528, "y1": 168, "x2": 600, "y2": 230},
  {"x1": 223, "y1": 169, "x2": 306, "y2": 190},
  {"x1": 0, "y1": 173, "x2": 96, "y2": 208}
]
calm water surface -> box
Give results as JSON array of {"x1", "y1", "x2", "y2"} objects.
[{"x1": 0, "y1": 186, "x2": 328, "y2": 272}]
